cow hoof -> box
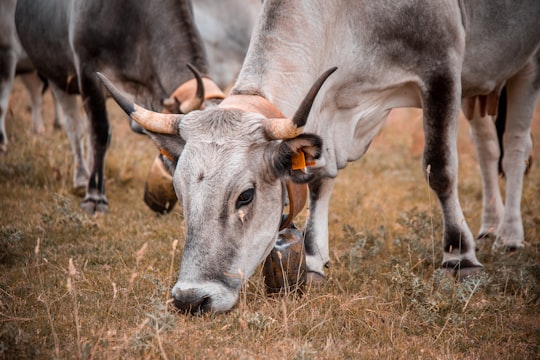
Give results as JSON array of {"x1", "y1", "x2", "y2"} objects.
[
  {"x1": 441, "y1": 260, "x2": 483, "y2": 281},
  {"x1": 306, "y1": 271, "x2": 326, "y2": 288},
  {"x1": 96, "y1": 200, "x2": 109, "y2": 213},
  {"x1": 491, "y1": 238, "x2": 525, "y2": 252},
  {"x1": 81, "y1": 198, "x2": 109, "y2": 214},
  {"x1": 81, "y1": 201, "x2": 96, "y2": 215}
]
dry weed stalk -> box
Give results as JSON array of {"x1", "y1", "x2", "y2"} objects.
[
  {"x1": 168, "y1": 239, "x2": 179, "y2": 289},
  {"x1": 125, "y1": 242, "x2": 148, "y2": 305},
  {"x1": 34, "y1": 237, "x2": 60, "y2": 358},
  {"x1": 424, "y1": 163, "x2": 438, "y2": 293},
  {"x1": 67, "y1": 257, "x2": 82, "y2": 359}
]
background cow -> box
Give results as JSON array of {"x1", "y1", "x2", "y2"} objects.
[
  {"x1": 15, "y1": 0, "x2": 223, "y2": 214},
  {"x1": 0, "y1": 0, "x2": 63, "y2": 153},
  {"x1": 192, "y1": 0, "x2": 261, "y2": 90}
]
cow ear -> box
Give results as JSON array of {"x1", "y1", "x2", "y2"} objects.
[
  {"x1": 271, "y1": 133, "x2": 322, "y2": 183},
  {"x1": 144, "y1": 131, "x2": 186, "y2": 166}
]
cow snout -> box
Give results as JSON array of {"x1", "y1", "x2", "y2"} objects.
[
  {"x1": 172, "y1": 289, "x2": 212, "y2": 314},
  {"x1": 172, "y1": 281, "x2": 239, "y2": 314}
]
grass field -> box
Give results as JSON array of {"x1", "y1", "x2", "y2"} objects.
[{"x1": 1, "y1": 79, "x2": 539, "y2": 359}]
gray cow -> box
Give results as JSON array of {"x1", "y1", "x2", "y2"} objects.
[
  {"x1": 15, "y1": 0, "x2": 224, "y2": 213},
  {"x1": 102, "y1": 0, "x2": 540, "y2": 313}
]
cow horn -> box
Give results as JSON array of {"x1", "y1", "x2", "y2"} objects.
[
  {"x1": 264, "y1": 67, "x2": 337, "y2": 139},
  {"x1": 180, "y1": 63, "x2": 205, "y2": 114},
  {"x1": 97, "y1": 72, "x2": 181, "y2": 135}
]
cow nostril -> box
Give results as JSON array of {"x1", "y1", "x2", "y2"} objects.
[
  {"x1": 173, "y1": 293, "x2": 212, "y2": 315},
  {"x1": 199, "y1": 296, "x2": 212, "y2": 313}
]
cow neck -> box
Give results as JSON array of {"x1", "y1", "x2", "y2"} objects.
[
  {"x1": 163, "y1": 77, "x2": 225, "y2": 114},
  {"x1": 219, "y1": 94, "x2": 308, "y2": 231}
]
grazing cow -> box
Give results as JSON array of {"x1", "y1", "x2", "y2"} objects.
[
  {"x1": 0, "y1": 0, "x2": 63, "y2": 153},
  {"x1": 101, "y1": 0, "x2": 540, "y2": 313},
  {"x1": 15, "y1": 0, "x2": 224, "y2": 213}
]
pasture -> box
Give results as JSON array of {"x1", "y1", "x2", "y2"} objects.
[{"x1": 1, "y1": 78, "x2": 539, "y2": 359}]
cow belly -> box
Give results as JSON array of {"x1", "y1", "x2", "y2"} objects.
[
  {"x1": 460, "y1": 0, "x2": 540, "y2": 96},
  {"x1": 15, "y1": 0, "x2": 79, "y2": 93}
]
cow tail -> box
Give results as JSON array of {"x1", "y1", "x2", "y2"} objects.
[{"x1": 496, "y1": 86, "x2": 507, "y2": 177}]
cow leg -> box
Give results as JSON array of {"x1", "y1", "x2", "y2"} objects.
[
  {"x1": 49, "y1": 83, "x2": 90, "y2": 194},
  {"x1": 51, "y1": 89, "x2": 65, "y2": 130},
  {"x1": 78, "y1": 68, "x2": 110, "y2": 214},
  {"x1": 423, "y1": 73, "x2": 483, "y2": 277},
  {"x1": 466, "y1": 110, "x2": 504, "y2": 240},
  {"x1": 304, "y1": 176, "x2": 335, "y2": 281},
  {"x1": 494, "y1": 62, "x2": 539, "y2": 250},
  {"x1": 19, "y1": 71, "x2": 46, "y2": 134},
  {"x1": 0, "y1": 51, "x2": 17, "y2": 152}
]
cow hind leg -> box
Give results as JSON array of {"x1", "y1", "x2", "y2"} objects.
[
  {"x1": 494, "y1": 61, "x2": 539, "y2": 250},
  {"x1": 49, "y1": 83, "x2": 90, "y2": 194},
  {"x1": 52, "y1": 95, "x2": 65, "y2": 130},
  {"x1": 19, "y1": 71, "x2": 46, "y2": 134},
  {"x1": 422, "y1": 72, "x2": 483, "y2": 278},
  {"x1": 465, "y1": 103, "x2": 504, "y2": 241},
  {"x1": 0, "y1": 52, "x2": 17, "y2": 152}
]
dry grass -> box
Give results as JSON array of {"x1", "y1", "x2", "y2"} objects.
[{"x1": 1, "y1": 79, "x2": 539, "y2": 359}]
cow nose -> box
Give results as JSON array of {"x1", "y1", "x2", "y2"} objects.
[{"x1": 172, "y1": 289, "x2": 212, "y2": 314}]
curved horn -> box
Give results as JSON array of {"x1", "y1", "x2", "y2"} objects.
[
  {"x1": 264, "y1": 67, "x2": 338, "y2": 140},
  {"x1": 180, "y1": 63, "x2": 205, "y2": 114},
  {"x1": 97, "y1": 72, "x2": 181, "y2": 135}
]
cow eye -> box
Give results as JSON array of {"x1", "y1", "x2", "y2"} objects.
[{"x1": 236, "y1": 188, "x2": 255, "y2": 208}]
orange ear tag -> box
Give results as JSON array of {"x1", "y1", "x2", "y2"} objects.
[
  {"x1": 160, "y1": 148, "x2": 174, "y2": 161},
  {"x1": 291, "y1": 151, "x2": 306, "y2": 171}
]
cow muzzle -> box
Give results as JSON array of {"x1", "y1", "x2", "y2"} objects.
[
  {"x1": 143, "y1": 155, "x2": 177, "y2": 214},
  {"x1": 171, "y1": 281, "x2": 239, "y2": 314}
]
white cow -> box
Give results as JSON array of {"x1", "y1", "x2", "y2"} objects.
[{"x1": 102, "y1": 0, "x2": 539, "y2": 314}]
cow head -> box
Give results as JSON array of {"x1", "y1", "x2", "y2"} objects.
[{"x1": 97, "y1": 67, "x2": 336, "y2": 314}]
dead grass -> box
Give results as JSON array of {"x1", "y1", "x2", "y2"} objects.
[{"x1": 1, "y1": 79, "x2": 539, "y2": 359}]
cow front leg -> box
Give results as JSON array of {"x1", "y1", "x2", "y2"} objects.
[
  {"x1": 494, "y1": 62, "x2": 539, "y2": 250},
  {"x1": 304, "y1": 176, "x2": 335, "y2": 283},
  {"x1": 423, "y1": 73, "x2": 482, "y2": 277},
  {"x1": 79, "y1": 69, "x2": 110, "y2": 214}
]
